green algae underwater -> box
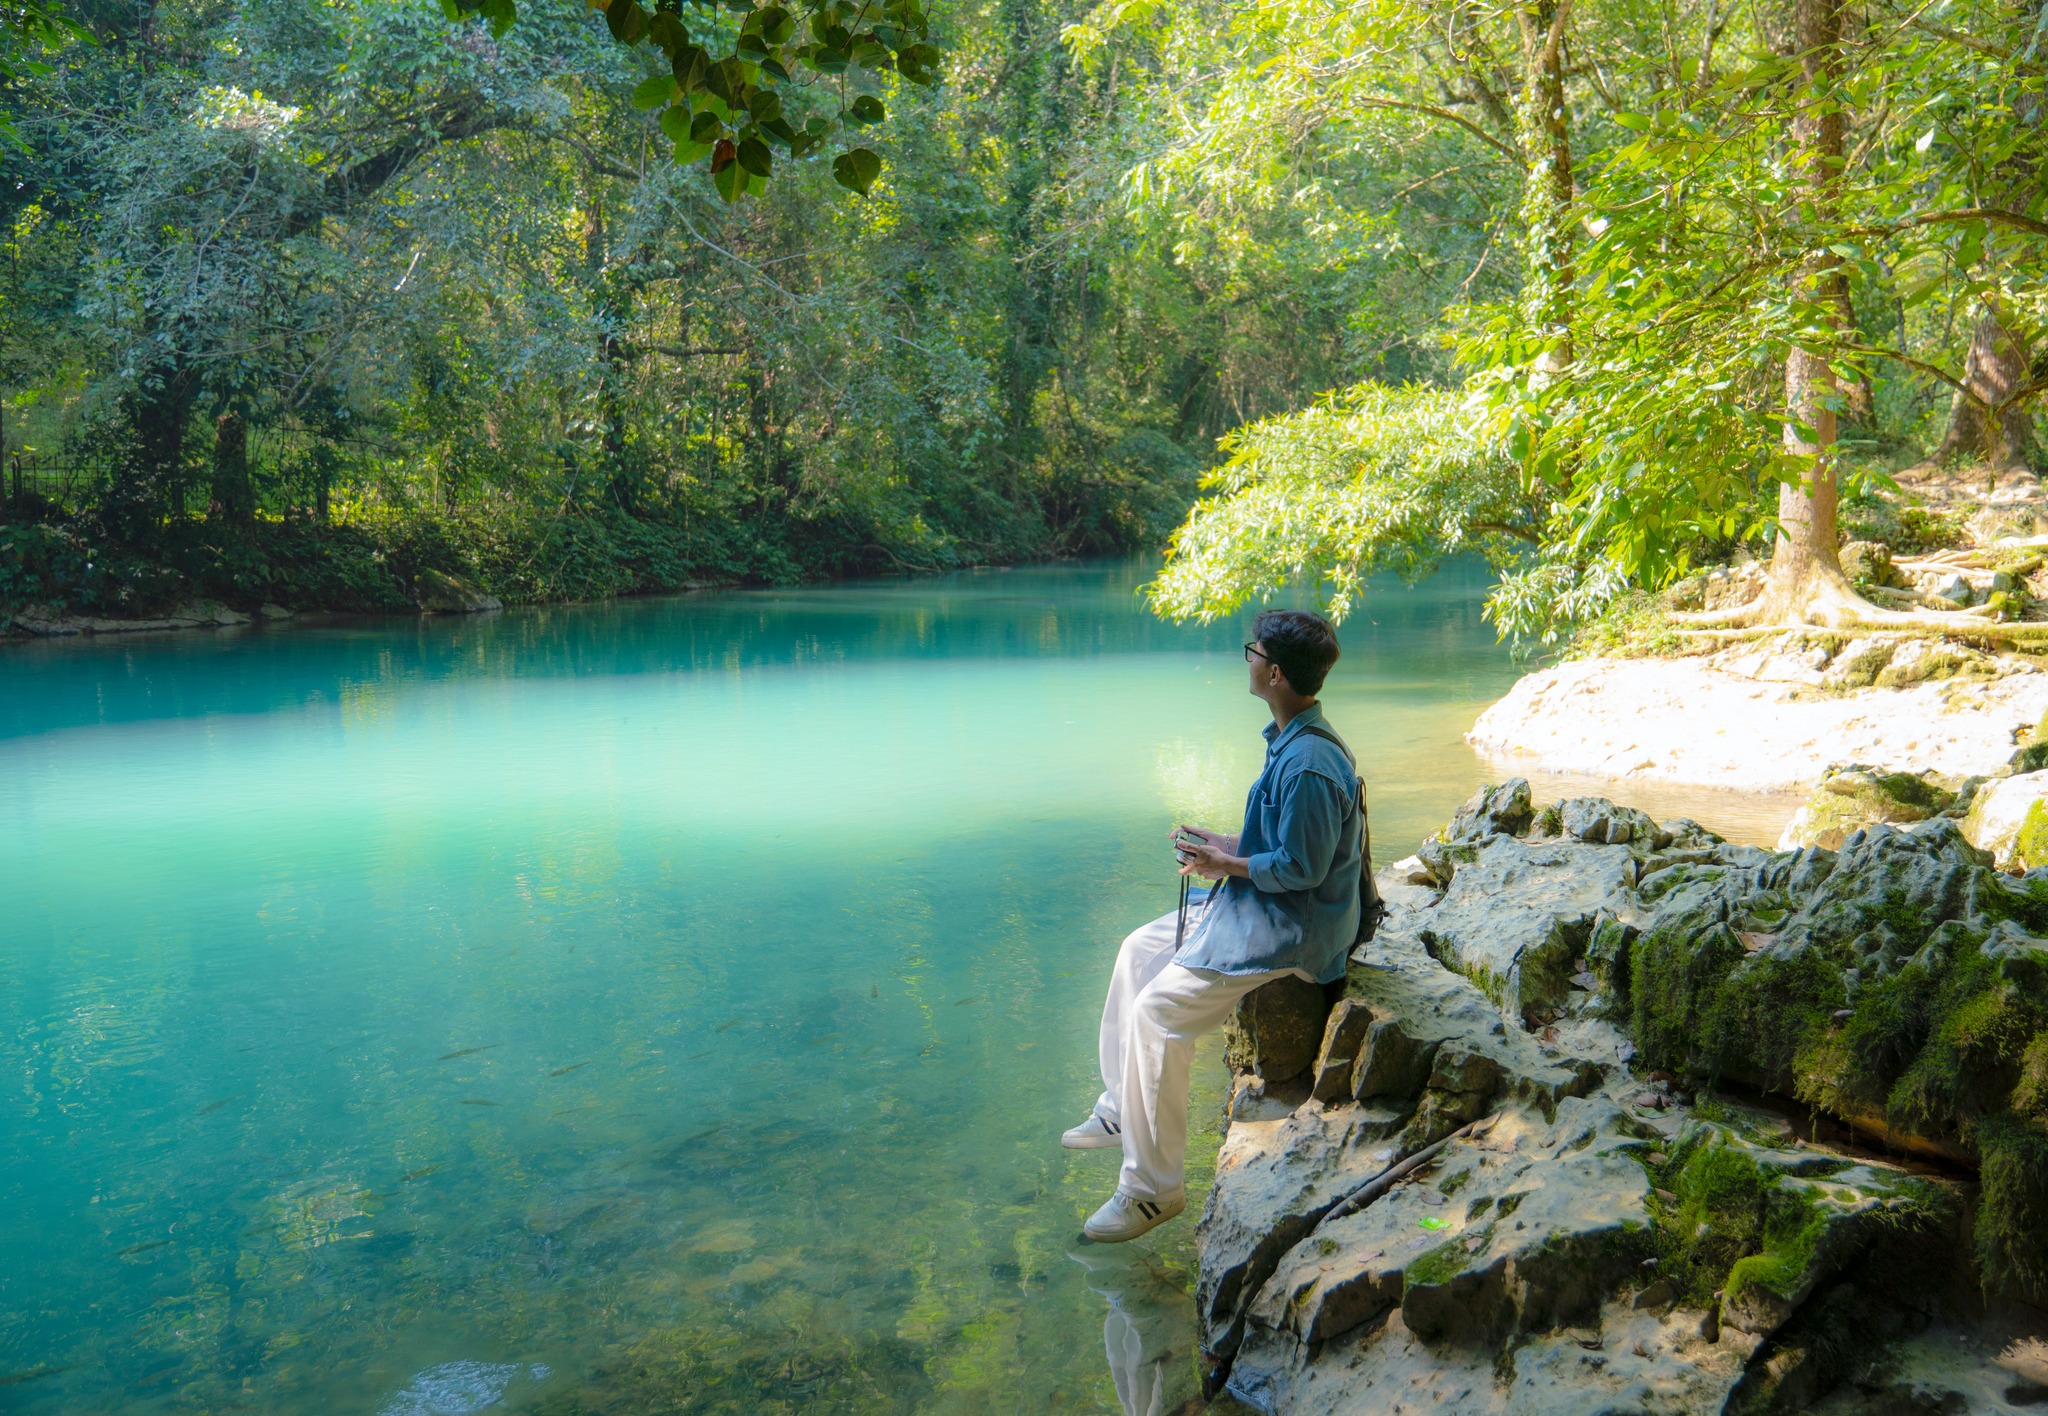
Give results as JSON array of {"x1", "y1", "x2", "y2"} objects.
[{"x1": 0, "y1": 560, "x2": 1584, "y2": 1413}]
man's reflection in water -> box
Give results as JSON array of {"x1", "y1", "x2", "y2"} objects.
[{"x1": 1069, "y1": 1246, "x2": 1204, "y2": 1416}]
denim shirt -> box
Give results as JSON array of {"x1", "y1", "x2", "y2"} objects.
[{"x1": 1175, "y1": 702, "x2": 1363, "y2": 984}]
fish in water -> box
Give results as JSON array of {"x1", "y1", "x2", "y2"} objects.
[
  {"x1": 117, "y1": 1238, "x2": 172, "y2": 1257},
  {"x1": 547, "y1": 1061, "x2": 591, "y2": 1077},
  {"x1": 713, "y1": 1018, "x2": 742, "y2": 1034},
  {"x1": 198, "y1": 1092, "x2": 248, "y2": 1114},
  {"x1": 460, "y1": 1099, "x2": 502, "y2": 1107},
  {"x1": 439, "y1": 1045, "x2": 500, "y2": 1061},
  {"x1": 871, "y1": 985, "x2": 879, "y2": 998},
  {"x1": 398, "y1": 1164, "x2": 444, "y2": 1184},
  {"x1": 953, "y1": 996, "x2": 985, "y2": 1006},
  {"x1": 0, "y1": 1365, "x2": 75, "y2": 1388},
  {"x1": 681, "y1": 1124, "x2": 724, "y2": 1145}
]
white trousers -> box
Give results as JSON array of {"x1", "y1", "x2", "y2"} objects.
[{"x1": 1093, "y1": 910, "x2": 1299, "y2": 1201}]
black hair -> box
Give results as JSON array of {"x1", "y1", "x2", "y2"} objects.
[{"x1": 1252, "y1": 608, "x2": 1340, "y2": 696}]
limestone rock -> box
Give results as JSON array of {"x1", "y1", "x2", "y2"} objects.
[
  {"x1": 1963, "y1": 770, "x2": 2048, "y2": 870},
  {"x1": 173, "y1": 599, "x2": 251, "y2": 626},
  {"x1": 1559, "y1": 797, "x2": 1664, "y2": 848},
  {"x1": 1448, "y1": 778, "x2": 1534, "y2": 841},
  {"x1": 1415, "y1": 834, "x2": 1637, "y2": 1022},
  {"x1": 1703, "y1": 562, "x2": 1767, "y2": 610},
  {"x1": 10, "y1": 603, "x2": 82, "y2": 635},
  {"x1": 1777, "y1": 764, "x2": 1955, "y2": 851},
  {"x1": 1197, "y1": 1101, "x2": 1408, "y2": 1362},
  {"x1": 1309, "y1": 999, "x2": 1377, "y2": 1102},
  {"x1": 414, "y1": 569, "x2": 503, "y2": 614},
  {"x1": 1386, "y1": 854, "x2": 1435, "y2": 887},
  {"x1": 1350, "y1": 1014, "x2": 1439, "y2": 1105},
  {"x1": 10, "y1": 600, "x2": 249, "y2": 635},
  {"x1": 1820, "y1": 635, "x2": 1902, "y2": 691},
  {"x1": 1874, "y1": 638, "x2": 1995, "y2": 689},
  {"x1": 258, "y1": 602, "x2": 294, "y2": 619},
  {"x1": 1224, "y1": 976, "x2": 1330, "y2": 1084}
]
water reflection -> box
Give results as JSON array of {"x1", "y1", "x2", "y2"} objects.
[{"x1": 1069, "y1": 1247, "x2": 1201, "y2": 1416}]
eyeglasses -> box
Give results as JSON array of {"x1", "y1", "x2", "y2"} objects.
[{"x1": 1244, "y1": 643, "x2": 1270, "y2": 664}]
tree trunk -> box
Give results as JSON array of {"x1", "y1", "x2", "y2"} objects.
[
  {"x1": 209, "y1": 411, "x2": 253, "y2": 529},
  {"x1": 1936, "y1": 309, "x2": 2038, "y2": 471},
  {"x1": 1757, "y1": 0, "x2": 1860, "y2": 625},
  {"x1": 1825, "y1": 269, "x2": 1875, "y2": 428},
  {"x1": 1514, "y1": 0, "x2": 1574, "y2": 376},
  {"x1": 103, "y1": 369, "x2": 196, "y2": 540},
  {"x1": 581, "y1": 190, "x2": 634, "y2": 509}
]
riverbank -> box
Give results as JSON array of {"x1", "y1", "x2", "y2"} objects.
[
  {"x1": 0, "y1": 487, "x2": 1093, "y2": 643},
  {"x1": 1199, "y1": 781, "x2": 2048, "y2": 1414},
  {"x1": 1470, "y1": 638, "x2": 2048, "y2": 793}
]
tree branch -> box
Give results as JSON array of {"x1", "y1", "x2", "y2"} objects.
[
  {"x1": 1906, "y1": 17, "x2": 2035, "y2": 65},
  {"x1": 1851, "y1": 206, "x2": 2048, "y2": 241},
  {"x1": 1835, "y1": 341, "x2": 1970, "y2": 398},
  {"x1": 624, "y1": 342, "x2": 745, "y2": 361},
  {"x1": 1338, "y1": 94, "x2": 1521, "y2": 162}
]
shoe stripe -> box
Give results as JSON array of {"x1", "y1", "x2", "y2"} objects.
[
  {"x1": 1105, "y1": 1119, "x2": 1120, "y2": 1134},
  {"x1": 1137, "y1": 1201, "x2": 1158, "y2": 1218}
]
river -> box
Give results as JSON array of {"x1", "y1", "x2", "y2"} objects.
[{"x1": 0, "y1": 559, "x2": 1789, "y2": 1414}]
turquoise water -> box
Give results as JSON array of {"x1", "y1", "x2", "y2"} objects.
[{"x1": 0, "y1": 560, "x2": 1527, "y2": 1415}]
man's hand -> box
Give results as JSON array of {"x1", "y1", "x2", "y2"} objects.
[{"x1": 1170, "y1": 824, "x2": 1250, "y2": 881}]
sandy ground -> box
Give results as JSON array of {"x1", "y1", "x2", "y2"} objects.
[{"x1": 1468, "y1": 655, "x2": 2048, "y2": 793}]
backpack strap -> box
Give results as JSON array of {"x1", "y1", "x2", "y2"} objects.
[{"x1": 1295, "y1": 722, "x2": 1389, "y2": 943}]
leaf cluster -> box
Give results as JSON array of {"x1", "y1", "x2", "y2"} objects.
[{"x1": 445, "y1": 0, "x2": 939, "y2": 198}]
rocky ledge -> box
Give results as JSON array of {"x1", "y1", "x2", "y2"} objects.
[{"x1": 1199, "y1": 782, "x2": 2048, "y2": 1414}]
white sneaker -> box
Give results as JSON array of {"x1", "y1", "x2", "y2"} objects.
[
  {"x1": 1061, "y1": 1112, "x2": 1124, "y2": 1150},
  {"x1": 1083, "y1": 1190, "x2": 1185, "y2": 1243}
]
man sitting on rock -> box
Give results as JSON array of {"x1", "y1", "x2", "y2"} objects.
[{"x1": 1063, "y1": 609, "x2": 1364, "y2": 1242}]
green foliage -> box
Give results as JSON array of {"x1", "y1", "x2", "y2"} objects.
[
  {"x1": 2, "y1": 0, "x2": 1217, "y2": 603},
  {"x1": 1124, "y1": 0, "x2": 2048, "y2": 643},
  {"x1": 444, "y1": 0, "x2": 935, "y2": 204},
  {"x1": 1566, "y1": 591, "x2": 1689, "y2": 660},
  {"x1": 1148, "y1": 383, "x2": 1537, "y2": 624}
]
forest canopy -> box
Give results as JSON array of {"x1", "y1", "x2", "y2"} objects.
[{"x1": 0, "y1": 0, "x2": 2040, "y2": 639}]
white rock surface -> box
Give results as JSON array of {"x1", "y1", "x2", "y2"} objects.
[
  {"x1": 1469, "y1": 655, "x2": 2048, "y2": 792},
  {"x1": 1963, "y1": 770, "x2": 2048, "y2": 868}
]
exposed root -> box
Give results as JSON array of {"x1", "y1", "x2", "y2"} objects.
[
  {"x1": 1671, "y1": 611, "x2": 2048, "y2": 651},
  {"x1": 1668, "y1": 603, "x2": 1765, "y2": 629}
]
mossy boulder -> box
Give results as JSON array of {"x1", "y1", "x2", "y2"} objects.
[
  {"x1": 1964, "y1": 770, "x2": 2048, "y2": 870},
  {"x1": 1643, "y1": 1124, "x2": 1948, "y2": 1339},
  {"x1": 1777, "y1": 764, "x2": 1956, "y2": 852},
  {"x1": 1872, "y1": 637, "x2": 1996, "y2": 689},
  {"x1": 1627, "y1": 820, "x2": 2048, "y2": 1302},
  {"x1": 414, "y1": 568, "x2": 503, "y2": 613}
]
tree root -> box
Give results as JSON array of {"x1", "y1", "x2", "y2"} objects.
[{"x1": 1671, "y1": 612, "x2": 2048, "y2": 651}]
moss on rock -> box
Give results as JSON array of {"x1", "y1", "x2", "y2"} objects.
[{"x1": 1625, "y1": 822, "x2": 2048, "y2": 1302}]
